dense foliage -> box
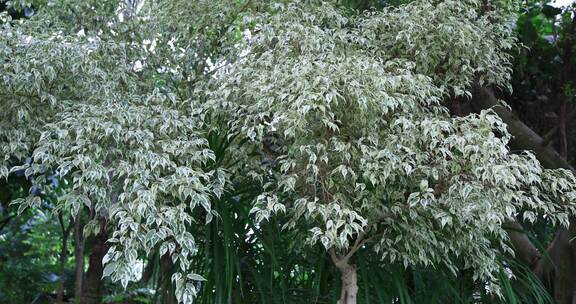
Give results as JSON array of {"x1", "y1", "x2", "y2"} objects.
[{"x1": 1, "y1": 0, "x2": 576, "y2": 303}]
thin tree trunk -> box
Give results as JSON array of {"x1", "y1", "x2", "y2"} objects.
[
  {"x1": 558, "y1": 13, "x2": 575, "y2": 162},
  {"x1": 74, "y1": 209, "x2": 85, "y2": 304},
  {"x1": 329, "y1": 249, "x2": 359, "y2": 304},
  {"x1": 57, "y1": 213, "x2": 73, "y2": 303},
  {"x1": 559, "y1": 99, "x2": 568, "y2": 159},
  {"x1": 81, "y1": 218, "x2": 108, "y2": 304},
  {"x1": 139, "y1": 252, "x2": 156, "y2": 285},
  {"x1": 336, "y1": 262, "x2": 358, "y2": 304}
]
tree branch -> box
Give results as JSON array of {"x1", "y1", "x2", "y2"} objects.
[
  {"x1": 502, "y1": 221, "x2": 541, "y2": 269},
  {"x1": 471, "y1": 84, "x2": 576, "y2": 303},
  {"x1": 343, "y1": 233, "x2": 366, "y2": 261},
  {"x1": 470, "y1": 84, "x2": 574, "y2": 172}
]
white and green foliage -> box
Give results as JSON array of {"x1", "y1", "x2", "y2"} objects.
[
  {"x1": 217, "y1": 0, "x2": 576, "y2": 295},
  {"x1": 2, "y1": 0, "x2": 576, "y2": 303},
  {"x1": 359, "y1": 0, "x2": 519, "y2": 95},
  {"x1": 0, "y1": 0, "x2": 249, "y2": 302}
]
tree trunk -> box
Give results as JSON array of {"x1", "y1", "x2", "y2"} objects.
[
  {"x1": 471, "y1": 85, "x2": 576, "y2": 304},
  {"x1": 329, "y1": 249, "x2": 359, "y2": 304},
  {"x1": 81, "y1": 218, "x2": 108, "y2": 304},
  {"x1": 335, "y1": 262, "x2": 358, "y2": 304},
  {"x1": 74, "y1": 209, "x2": 85, "y2": 304},
  {"x1": 529, "y1": 218, "x2": 576, "y2": 304},
  {"x1": 503, "y1": 219, "x2": 576, "y2": 304},
  {"x1": 558, "y1": 99, "x2": 568, "y2": 159},
  {"x1": 57, "y1": 213, "x2": 73, "y2": 303}
]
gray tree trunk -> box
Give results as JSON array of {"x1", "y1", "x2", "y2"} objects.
[
  {"x1": 336, "y1": 262, "x2": 358, "y2": 304},
  {"x1": 330, "y1": 249, "x2": 359, "y2": 304}
]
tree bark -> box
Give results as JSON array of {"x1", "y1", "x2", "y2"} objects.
[
  {"x1": 336, "y1": 262, "x2": 358, "y2": 304},
  {"x1": 330, "y1": 250, "x2": 358, "y2": 304},
  {"x1": 503, "y1": 221, "x2": 541, "y2": 268},
  {"x1": 74, "y1": 209, "x2": 85, "y2": 304},
  {"x1": 81, "y1": 218, "x2": 108, "y2": 304},
  {"x1": 471, "y1": 85, "x2": 576, "y2": 304},
  {"x1": 532, "y1": 220, "x2": 576, "y2": 304},
  {"x1": 470, "y1": 84, "x2": 572, "y2": 170},
  {"x1": 57, "y1": 213, "x2": 73, "y2": 303}
]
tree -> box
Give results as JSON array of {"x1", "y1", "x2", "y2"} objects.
[
  {"x1": 2, "y1": 0, "x2": 576, "y2": 303},
  {"x1": 218, "y1": 1, "x2": 576, "y2": 303},
  {"x1": 1, "y1": 0, "x2": 251, "y2": 302}
]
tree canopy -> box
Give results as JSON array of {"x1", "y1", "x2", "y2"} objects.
[{"x1": 1, "y1": 0, "x2": 576, "y2": 303}]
